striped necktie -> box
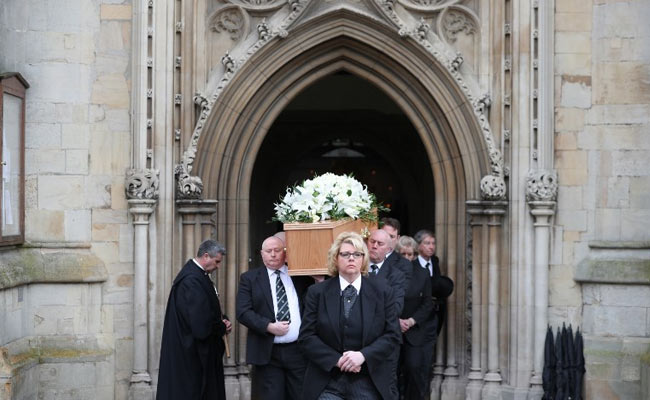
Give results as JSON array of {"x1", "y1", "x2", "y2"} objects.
[{"x1": 275, "y1": 270, "x2": 291, "y2": 322}]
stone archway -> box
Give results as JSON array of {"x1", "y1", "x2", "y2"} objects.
[{"x1": 186, "y1": 9, "x2": 503, "y2": 399}]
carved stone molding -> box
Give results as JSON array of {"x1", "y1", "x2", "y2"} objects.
[
  {"x1": 125, "y1": 168, "x2": 160, "y2": 200},
  {"x1": 397, "y1": 0, "x2": 461, "y2": 12},
  {"x1": 525, "y1": 169, "x2": 558, "y2": 202}
]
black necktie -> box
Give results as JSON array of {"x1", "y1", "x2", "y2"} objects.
[
  {"x1": 425, "y1": 262, "x2": 432, "y2": 277},
  {"x1": 342, "y1": 285, "x2": 358, "y2": 319},
  {"x1": 275, "y1": 271, "x2": 290, "y2": 322},
  {"x1": 370, "y1": 264, "x2": 379, "y2": 275}
]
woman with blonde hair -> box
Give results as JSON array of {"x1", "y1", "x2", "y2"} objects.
[
  {"x1": 299, "y1": 232, "x2": 400, "y2": 400},
  {"x1": 396, "y1": 235, "x2": 418, "y2": 261}
]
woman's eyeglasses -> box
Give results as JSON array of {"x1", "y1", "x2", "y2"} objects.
[{"x1": 338, "y1": 251, "x2": 364, "y2": 259}]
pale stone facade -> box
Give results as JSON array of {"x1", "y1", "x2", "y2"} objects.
[{"x1": 0, "y1": 1, "x2": 648, "y2": 400}]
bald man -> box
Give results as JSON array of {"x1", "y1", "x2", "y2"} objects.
[{"x1": 236, "y1": 236, "x2": 313, "y2": 400}]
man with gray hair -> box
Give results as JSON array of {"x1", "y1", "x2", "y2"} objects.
[{"x1": 157, "y1": 239, "x2": 231, "y2": 400}]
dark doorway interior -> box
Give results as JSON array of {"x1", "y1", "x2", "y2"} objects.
[{"x1": 249, "y1": 72, "x2": 435, "y2": 267}]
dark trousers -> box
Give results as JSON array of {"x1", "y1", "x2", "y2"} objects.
[
  {"x1": 318, "y1": 373, "x2": 381, "y2": 400},
  {"x1": 252, "y1": 342, "x2": 306, "y2": 400},
  {"x1": 399, "y1": 340, "x2": 435, "y2": 400}
]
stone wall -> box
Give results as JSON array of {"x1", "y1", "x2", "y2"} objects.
[
  {"x1": 553, "y1": 1, "x2": 650, "y2": 399},
  {"x1": 0, "y1": 0, "x2": 133, "y2": 398}
]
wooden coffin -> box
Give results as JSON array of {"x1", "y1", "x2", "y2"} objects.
[{"x1": 284, "y1": 218, "x2": 377, "y2": 276}]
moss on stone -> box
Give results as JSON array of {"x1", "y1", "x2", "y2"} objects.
[{"x1": 0, "y1": 248, "x2": 107, "y2": 290}]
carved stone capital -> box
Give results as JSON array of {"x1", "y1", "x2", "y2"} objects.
[
  {"x1": 175, "y1": 165, "x2": 204, "y2": 200},
  {"x1": 526, "y1": 169, "x2": 558, "y2": 202},
  {"x1": 480, "y1": 174, "x2": 506, "y2": 201},
  {"x1": 125, "y1": 168, "x2": 160, "y2": 200}
]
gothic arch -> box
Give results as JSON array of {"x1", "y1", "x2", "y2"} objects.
[{"x1": 189, "y1": 8, "x2": 500, "y2": 376}]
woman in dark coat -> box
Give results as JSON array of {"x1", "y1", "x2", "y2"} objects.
[{"x1": 299, "y1": 232, "x2": 401, "y2": 400}]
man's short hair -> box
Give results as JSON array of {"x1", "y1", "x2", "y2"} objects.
[
  {"x1": 197, "y1": 239, "x2": 226, "y2": 258},
  {"x1": 379, "y1": 217, "x2": 401, "y2": 234},
  {"x1": 413, "y1": 229, "x2": 435, "y2": 245}
]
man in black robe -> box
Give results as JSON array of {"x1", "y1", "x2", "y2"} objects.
[{"x1": 157, "y1": 240, "x2": 231, "y2": 400}]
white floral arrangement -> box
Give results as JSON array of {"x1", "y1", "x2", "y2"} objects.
[{"x1": 274, "y1": 173, "x2": 387, "y2": 223}]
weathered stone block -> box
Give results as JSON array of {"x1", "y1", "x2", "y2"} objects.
[
  {"x1": 25, "y1": 209, "x2": 65, "y2": 241},
  {"x1": 557, "y1": 0, "x2": 592, "y2": 14},
  {"x1": 593, "y1": 0, "x2": 649, "y2": 40},
  {"x1": 65, "y1": 149, "x2": 89, "y2": 175},
  {"x1": 26, "y1": 101, "x2": 56, "y2": 124},
  {"x1": 560, "y1": 75, "x2": 592, "y2": 109},
  {"x1": 84, "y1": 175, "x2": 112, "y2": 209},
  {"x1": 606, "y1": 177, "x2": 630, "y2": 208},
  {"x1": 92, "y1": 209, "x2": 128, "y2": 224},
  {"x1": 612, "y1": 151, "x2": 650, "y2": 177},
  {"x1": 621, "y1": 209, "x2": 650, "y2": 241},
  {"x1": 557, "y1": 185, "x2": 583, "y2": 209},
  {"x1": 64, "y1": 209, "x2": 91, "y2": 242},
  {"x1": 556, "y1": 32, "x2": 591, "y2": 54},
  {"x1": 25, "y1": 123, "x2": 62, "y2": 149},
  {"x1": 26, "y1": 149, "x2": 66, "y2": 174},
  {"x1": 594, "y1": 208, "x2": 622, "y2": 241},
  {"x1": 98, "y1": 21, "x2": 125, "y2": 52},
  {"x1": 100, "y1": 4, "x2": 132, "y2": 20},
  {"x1": 555, "y1": 131, "x2": 577, "y2": 150},
  {"x1": 118, "y1": 224, "x2": 133, "y2": 263},
  {"x1": 578, "y1": 125, "x2": 650, "y2": 151},
  {"x1": 586, "y1": 105, "x2": 650, "y2": 125},
  {"x1": 111, "y1": 178, "x2": 128, "y2": 210},
  {"x1": 584, "y1": 305, "x2": 647, "y2": 336},
  {"x1": 630, "y1": 177, "x2": 650, "y2": 209},
  {"x1": 91, "y1": 74, "x2": 129, "y2": 109},
  {"x1": 23, "y1": 63, "x2": 93, "y2": 104},
  {"x1": 556, "y1": 150, "x2": 588, "y2": 170},
  {"x1": 91, "y1": 223, "x2": 120, "y2": 242},
  {"x1": 61, "y1": 124, "x2": 91, "y2": 149},
  {"x1": 555, "y1": 53, "x2": 591, "y2": 76},
  {"x1": 594, "y1": 62, "x2": 650, "y2": 104},
  {"x1": 105, "y1": 109, "x2": 130, "y2": 132},
  {"x1": 556, "y1": 209, "x2": 587, "y2": 231},
  {"x1": 38, "y1": 175, "x2": 85, "y2": 210}
]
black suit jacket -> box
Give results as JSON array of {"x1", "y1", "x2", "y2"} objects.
[
  {"x1": 236, "y1": 266, "x2": 312, "y2": 365},
  {"x1": 371, "y1": 259, "x2": 406, "y2": 314},
  {"x1": 157, "y1": 260, "x2": 226, "y2": 400},
  {"x1": 386, "y1": 251, "x2": 413, "y2": 285},
  {"x1": 298, "y1": 276, "x2": 401, "y2": 400},
  {"x1": 400, "y1": 261, "x2": 434, "y2": 346}
]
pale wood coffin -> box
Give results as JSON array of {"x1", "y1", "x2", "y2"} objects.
[{"x1": 284, "y1": 218, "x2": 377, "y2": 276}]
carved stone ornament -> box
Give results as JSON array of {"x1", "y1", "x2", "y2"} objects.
[
  {"x1": 526, "y1": 169, "x2": 558, "y2": 202},
  {"x1": 441, "y1": 9, "x2": 476, "y2": 43},
  {"x1": 125, "y1": 168, "x2": 160, "y2": 200},
  {"x1": 175, "y1": 165, "x2": 204, "y2": 199},
  {"x1": 210, "y1": 6, "x2": 247, "y2": 41},
  {"x1": 480, "y1": 174, "x2": 507, "y2": 201}
]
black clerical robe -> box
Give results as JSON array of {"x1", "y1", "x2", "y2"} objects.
[{"x1": 157, "y1": 260, "x2": 227, "y2": 400}]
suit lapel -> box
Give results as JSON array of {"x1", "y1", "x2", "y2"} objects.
[
  {"x1": 361, "y1": 277, "x2": 377, "y2": 345},
  {"x1": 377, "y1": 262, "x2": 390, "y2": 278},
  {"x1": 255, "y1": 267, "x2": 275, "y2": 316},
  {"x1": 324, "y1": 278, "x2": 342, "y2": 345}
]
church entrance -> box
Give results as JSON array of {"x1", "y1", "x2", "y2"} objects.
[{"x1": 249, "y1": 71, "x2": 435, "y2": 267}]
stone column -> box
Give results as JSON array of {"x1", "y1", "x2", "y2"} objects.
[
  {"x1": 126, "y1": 169, "x2": 159, "y2": 400},
  {"x1": 482, "y1": 201, "x2": 507, "y2": 400},
  {"x1": 177, "y1": 199, "x2": 218, "y2": 261},
  {"x1": 526, "y1": 170, "x2": 557, "y2": 399},
  {"x1": 466, "y1": 201, "x2": 486, "y2": 400}
]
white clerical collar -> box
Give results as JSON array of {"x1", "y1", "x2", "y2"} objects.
[
  {"x1": 417, "y1": 255, "x2": 431, "y2": 268},
  {"x1": 339, "y1": 274, "x2": 362, "y2": 293},
  {"x1": 192, "y1": 258, "x2": 207, "y2": 273},
  {"x1": 266, "y1": 264, "x2": 288, "y2": 277}
]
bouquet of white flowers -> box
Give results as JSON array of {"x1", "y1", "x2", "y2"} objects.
[{"x1": 274, "y1": 173, "x2": 386, "y2": 223}]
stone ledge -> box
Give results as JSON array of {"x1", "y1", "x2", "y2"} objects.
[
  {"x1": 0, "y1": 248, "x2": 107, "y2": 290},
  {"x1": 575, "y1": 258, "x2": 650, "y2": 284},
  {"x1": 1, "y1": 335, "x2": 112, "y2": 372}
]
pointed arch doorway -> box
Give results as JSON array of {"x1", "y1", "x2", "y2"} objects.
[
  {"x1": 187, "y1": 11, "x2": 504, "y2": 397},
  {"x1": 249, "y1": 71, "x2": 435, "y2": 267}
]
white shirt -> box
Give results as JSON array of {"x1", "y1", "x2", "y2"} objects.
[
  {"x1": 417, "y1": 255, "x2": 433, "y2": 276},
  {"x1": 267, "y1": 265, "x2": 301, "y2": 343},
  {"x1": 369, "y1": 259, "x2": 385, "y2": 274},
  {"x1": 193, "y1": 258, "x2": 219, "y2": 296},
  {"x1": 339, "y1": 274, "x2": 362, "y2": 294},
  {"x1": 385, "y1": 250, "x2": 394, "y2": 259}
]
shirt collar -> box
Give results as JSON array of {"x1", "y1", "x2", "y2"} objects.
[
  {"x1": 369, "y1": 259, "x2": 385, "y2": 271},
  {"x1": 339, "y1": 274, "x2": 362, "y2": 293},
  {"x1": 417, "y1": 255, "x2": 430, "y2": 268},
  {"x1": 266, "y1": 264, "x2": 288, "y2": 277},
  {"x1": 192, "y1": 258, "x2": 207, "y2": 274},
  {"x1": 386, "y1": 250, "x2": 394, "y2": 259}
]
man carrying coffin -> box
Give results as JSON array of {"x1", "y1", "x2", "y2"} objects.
[{"x1": 236, "y1": 236, "x2": 313, "y2": 400}]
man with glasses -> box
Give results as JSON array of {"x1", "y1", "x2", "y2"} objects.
[{"x1": 236, "y1": 235, "x2": 313, "y2": 400}]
